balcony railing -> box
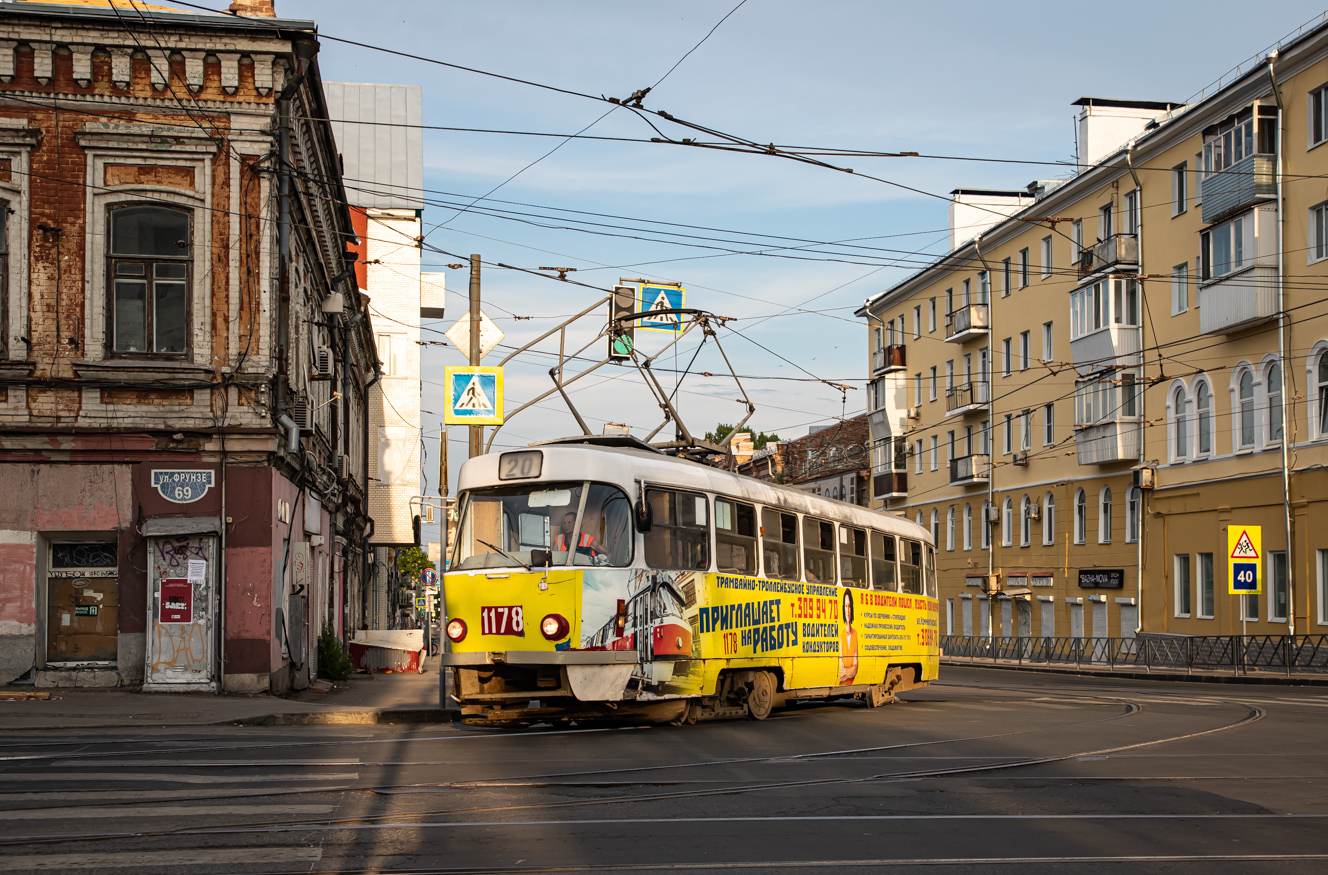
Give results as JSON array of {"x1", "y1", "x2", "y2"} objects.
[
  {"x1": 1199, "y1": 265, "x2": 1278, "y2": 335},
  {"x1": 945, "y1": 380, "x2": 989, "y2": 416},
  {"x1": 872, "y1": 470, "x2": 907, "y2": 500},
  {"x1": 871, "y1": 344, "x2": 906, "y2": 375},
  {"x1": 1074, "y1": 420, "x2": 1141, "y2": 465},
  {"x1": 1077, "y1": 234, "x2": 1139, "y2": 278},
  {"x1": 944, "y1": 303, "x2": 989, "y2": 342},
  {"x1": 949, "y1": 453, "x2": 990, "y2": 486},
  {"x1": 1201, "y1": 153, "x2": 1276, "y2": 224}
]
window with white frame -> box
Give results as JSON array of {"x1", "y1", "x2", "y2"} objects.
[
  {"x1": 1172, "y1": 386, "x2": 1189, "y2": 460},
  {"x1": 1075, "y1": 372, "x2": 1138, "y2": 427},
  {"x1": 946, "y1": 506, "x2": 955, "y2": 551},
  {"x1": 1172, "y1": 162, "x2": 1188, "y2": 215},
  {"x1": 1020, "y1": 410, "x2": 1031, "y2": 452},
  {"x1": 979, "y1": 419, "x2": 990, "y2": 455},
  {"x1": 1318, "y1": 351, "x2": 1328, "y2": 437},
  {"x1": 1070, "y1": 277, "x2": 1139, "y2": 340},
  {"x1": 1312, "y1": 84, "x2": 1328, "y2": 147},
  {"x1": 1042, "y1": 321, "x2": 1053, "y2": 362},
  {"x1": 1002, "y1": 497, "x2": 1013, "y2": 547},
  {"x1": 1043, "y1": 402, "x2": 1055, "y2": 445},
  {"x1": 1040, "y1": 235, "x2": 1052, "y2": 279},
  {"x1": 1204, "y1": 108, "x2": 1256, "y2": 175},
  {"x1": 945, "y1": 360, "x2": 954, "y2": 391},
  {"x1": 376, "y1": 333, "x2": 394, "y2": 376},
  {"x1": 929, "y1": 435, "x2": 938, "y2": 471},
  {"x1": 1270, "y1": 550, "x2": 1289, "y2": 623},
  {"x1": 1172, "y1": 263, "x2": 1189, "y2": 315},
  {"x1": 1074, "y1": 488, "x2": 1086, "y2": 544},
  {"x1": 930, "y1": 508, "x2": 940, "y2": 545},
  {"x1": 929, "y1": 298, "x2": 937, "y2": 332},
  {"x1": 1099, "y1": 486, "x2": 1112, "y2": 544},
  {"x1": 1318, "y1": 548, "x2": 1328, "y2": 625},
  {"x1": 1020, "y1": 495, "x2": 1032, "y2": 547},
  {"x1": 1126, "y1": 485, "x2": 1140, "y2": 544},
  {"x1": 109, "y1": 205, "x2": 192, "y2": 357},
  {"x1": 1019, "y1": 331, "x2": 1030, "y2": 371},
  {"x1": 1070, "y1": 219, "x2": 1083, "y2": 264},
  {"x1": 1002, "y1": 337, "x2": 1012, "y2": 376},
  {"x1": 1003, "y1": 414, "x2": 1013, "y2": 455},
  {"x1": 915, "y1": 439, "x2": 923, "y2": 474},
  {"x1": 1312, "y1": 202, "x2": 1328, "y2": 263},
  {"x1": 916, "y1": 510, "x2": 924, "y2": 529},
  {"x1": 1002, "y1": 258, "x2": 1012, "y2": 297},
  {"x1": 1200, "y1": 213, "x2": 1249, "y2": 279},
  {"x1": 1174, "y1": 554, "x2": 1191, "y2": 617},
  {"x1": 1237, "y1": 369, "x2": 1255, "y2": 450},
  {"x1": 980, "y1": 500, "x2": 990, "y2": 549},
  {"x1": 1124, "y1": 189, "x2": 1139, "y2": 235},
  {"x1": 963, "y1": 503, "x2": 972, "y2": 551},
  {"x1": 1099, "y1": 203, "x2": 1114, "y2": 240},
  {"x1": 1018, "y1": 248, "x2": 1029, "y2": 287},
  {"x1": 1268, "y1": 362, "x2": 1283, "y2": 444},
  {"x1": 1042, "y1": 492, "x2": 1055, "y2": 545},
  {"x1": 1195, "y1": 379, "x2": 1213, "y2": 456},
  {"x1": 914, "y1": 372, "x2": 922, "y2": 406},
  {"x1": 929, "y1": 366, "x2": 937, "y2": 401},
  {"x1": 978, "y1": 271, "x2": 989, "y2": 303},
  {"x1": 1198, "y1": 552, "x2": 1215, "y2": 619}
]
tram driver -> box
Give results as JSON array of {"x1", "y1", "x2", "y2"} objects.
[{"x1": 556, "y1": 511, "x2": 605, "y2": 561}]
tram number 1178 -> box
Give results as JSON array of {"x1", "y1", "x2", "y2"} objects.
[{"x1": 480, "y1": 605, "x2": 525, "y2": 636}]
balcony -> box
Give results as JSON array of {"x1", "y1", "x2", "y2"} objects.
[
  {"x1": 872, "y1": 344, "x2": 906, "y2": 376},
  {"x1": 950, "y1": 453, "x2": 991, "y2": 486},
  {"x1": 1077, "y1": 234, "x2": 1138, "y2": 278},
  {"x1": 944, "y1": 303, "x2": 989, "y2": 342},
  {"x1": 1074, "y1": 421, "x2": 1141, "y2": 465},
  {"x1": 1201, "y1": 154, "x2": 1276, "y2": 224},
  {"x1": 872, "y1": 470, "x2": 907, "y2": 501},
  {"x1": 1199, "y1": 265, "x2": 1278, "y2": 335},
  {"x1": 1070, "y1": 324, "x2": 1141, "y2": 371},
  {"x1": 945, "y1": 380, "x2": 990, "y2": 417}
]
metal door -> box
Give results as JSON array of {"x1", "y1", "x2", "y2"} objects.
[
  {"x1": 145, "y1": 534, "x2": 217, "y2": 691},
  {"x1": 1069, "y1": 602, "x2": 1084, "y2": 639}
]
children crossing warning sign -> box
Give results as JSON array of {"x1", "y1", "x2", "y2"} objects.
[
  {"x1": 638, "y1": 284, "x2": 685, "y2": 333},
  {"x1": 1227, "y1": 525, "x2": 1261, "y2": 594},
  {"x1": 444, "y1": 366, "x2": 504, "y2": 425}
]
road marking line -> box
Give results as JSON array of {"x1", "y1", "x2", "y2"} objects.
[
  {"x1": 0, "y1": 788, "x2": 354, "y2": 802},
  {"x1": 0, "y1": 804, "x2": 334, "y2": 820},
  {"x1": 0, "y1": 772, "x2": 358, "y2": 784},
  {"x1": 0, "y1": 847, "x2": 320, "y2": 871}
]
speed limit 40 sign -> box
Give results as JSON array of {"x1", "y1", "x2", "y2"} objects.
[{"x1": 1228, "y1": 525, "x2": 1261, "y2": 594}]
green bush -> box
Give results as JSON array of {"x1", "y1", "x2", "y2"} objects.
[{"x1": 317, "y1": 623, "x2": 356, "y2": 682}]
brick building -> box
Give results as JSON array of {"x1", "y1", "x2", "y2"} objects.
[
  {"x1": 734, "y1": 416, "x2": 870, "y2": 506},
  {"x1": 0, "y1": 0, "x2": 378, "y2": 692}
]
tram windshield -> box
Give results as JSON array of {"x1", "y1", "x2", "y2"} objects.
[{"x1": 451, "y1": 481, "x2": 632, "y2": 570}]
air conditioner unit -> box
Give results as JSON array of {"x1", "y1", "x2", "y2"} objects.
[
  {"x1": 314, "y1": 346, "x2": 334, "y2": 377},
  {"x1": 287, "y1": 397, "x2": 311, "y2": 430},
  {"x1": 907, "y1": 407, "x2": 922, "y2": 420},
  {"x1": 333, "y1": 454, "x2": 348, "y2": 480},
  {"x1": 1013, "y1": 451, "x2": 1029, "y2": 466},
  {"x1": 1028, "y1": 504, "x2": 1041, "y2": 520}
]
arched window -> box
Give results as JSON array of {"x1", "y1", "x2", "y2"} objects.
[
  {"x1": 109, "y1": 205, "x2": 192, "y2": 356},
  {"x1": 1172, "y1": 387, "x2": 1188, "y2": 460},
  {"x1": 1074, "y1": 488, "x2": 1087, "y2": 544},
  {"x1": 980, "y1": 500, "x2": 990, "y2": 549},
  {"x1": 1043, "y1": 492, "x2": 1055, "y2": 545},
  {"x1": 1001, "y1": 497, "x2": 1013, "y2": 547},
  {"x1": 915, "y1": 510, "x2": 924, "y2": 529},
  {"x1": 1020, "y1": 495, "x2": 1032, "y2": 547},
  {"x1": 1238, "y1": 370, "x2": 1255, "y2": 449},
  {"x1": 946, "y1": 506, "x2": 955, "y2": 551},
  {"x1": 1268, "y1": 362, "x2": 1283, "y2": 444},
  {"x1": 930, "y1": 508, "x2": 940, "y2": 545},
  {"x1": 1126, "y1": 485, "x2": 1140, "y2": 543},
  {"x1": 1319, "y1": 351, "x2": 1328, "y2": 436},
  {"x1": 1196, "y1": 381, "x2": 1212, "y2": 455},
  {"x1": 1099, "y1": 486, "x2": 1112, "y2": 544},
  {"x1": 963, "y1": 503, "x2": 972, "y2": 551}
]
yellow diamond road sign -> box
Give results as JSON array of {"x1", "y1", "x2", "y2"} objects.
[{"x1": 1228, "y1": 525, "x2": 1261, "y2": 595}]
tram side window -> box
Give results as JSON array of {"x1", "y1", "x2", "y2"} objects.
[
  {"x1": 761, "y1": 508, "x2": 799, "y2": 581},
  {"x1": 924, "y1": 545, "x2": 937, "y2": 598},
  {"x1": 900, "y1": 538, "x2": 924, "y2": 594},
  {"x1": 803, "y1": 517, "x2": 837, "y2": 584},
  {"x1": 645, "y1": 488, "x2": 710, "y2": 570},
  {"x1": 841, "y1": 526, "x2": 868, "y2": 588},
  {"x1": 716, "y1": 497, "x2": 757, "y2": 575},
  {"x1": 870, "y1": 531, "x2": 898, "y2": 591}
]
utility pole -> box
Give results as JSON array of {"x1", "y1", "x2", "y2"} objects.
[{"x1": 468, "y1": 254, "x2": 483, "y2": 459}]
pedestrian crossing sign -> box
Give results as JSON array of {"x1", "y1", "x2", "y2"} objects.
[
  {"x1": 638, "y1": 284, "x2": 685, "y2": 333},
  {"x1": 1228, "y1": 525, "x2": 1261, "y2": 594},
  {"x1": 444, "y1": 366, "x2": 504, "y2": 425}
]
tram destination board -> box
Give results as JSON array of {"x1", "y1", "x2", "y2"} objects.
[{"x1": 1078, "y1": 569, "x2": 1124, "y2": 589}]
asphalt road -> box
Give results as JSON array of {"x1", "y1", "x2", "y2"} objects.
[{"x1": 1, "y1": 667, "x2": 1326, "y2": 874}]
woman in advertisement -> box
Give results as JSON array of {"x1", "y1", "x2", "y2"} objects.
[{"x1": 838, "y1": 589, "x2": 858, "y2": 685}]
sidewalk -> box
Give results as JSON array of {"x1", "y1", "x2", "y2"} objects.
[
  {"x1": 940, "y1": 656, "x2": 1328, "y2": 686},
  {"x1": 0, "y1": 657, "x2": 450, "y2": 731}
]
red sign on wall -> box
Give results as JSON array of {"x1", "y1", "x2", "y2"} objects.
[{"x1": 160, "y1": 578, "x2": 192, "y2": 624}]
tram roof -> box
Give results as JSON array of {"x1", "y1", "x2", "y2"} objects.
[{"x1": 458, "y1": 436, "x2": 931, "y2": 542}]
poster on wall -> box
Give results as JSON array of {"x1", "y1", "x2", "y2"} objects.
[{"x1": 159, "y1": 578, "x2": 192, "y2": 623}]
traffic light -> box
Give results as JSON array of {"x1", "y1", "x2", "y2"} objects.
[
  {"x1": 609, "y1": 285, "x2": 636, "y2": 361},
  {"x1": 412, "y1": 514, "x2": 421, "y2": 547}
]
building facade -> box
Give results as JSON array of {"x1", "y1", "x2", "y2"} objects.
[
  {"x1": 0, "y1": 0, "x2": 378, "y2": 692},
  {"x1": 734, "y1": 417, "x2": 870, "y2": 506},
  {"x1": 861, "y1": 22, "x2": 1328, "y2": 644}
]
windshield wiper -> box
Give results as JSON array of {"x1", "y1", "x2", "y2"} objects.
[{"x1": 476, "y1": 538, "x2": 532, "y2": 572}]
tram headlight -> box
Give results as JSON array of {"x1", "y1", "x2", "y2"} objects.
[
  {"x1": 446, "y1": 618, "x2": 467, "y2": 642},
  {"x1": 540, "y1": 613, "x2": 569, "y2": 641}
]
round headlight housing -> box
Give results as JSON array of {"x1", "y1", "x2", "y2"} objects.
[
  {"x1": 540, "y1": 613, "x2": 569, "y2": 641},
  {"x1": 445, "y1": 618, "x2": 467, "y2": 642}
]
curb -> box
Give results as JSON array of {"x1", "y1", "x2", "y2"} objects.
[{"x1": 942, "y1": 659, "x2": 1328, "y2": 686}]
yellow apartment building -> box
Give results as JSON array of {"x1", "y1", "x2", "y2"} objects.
[{"x1": 859, "y1": 21, "x2": 1328, "y2": 645}]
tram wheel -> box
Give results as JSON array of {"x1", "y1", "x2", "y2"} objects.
[
  {"x1": 747, "y1": 671, "x2": 775, "y2": 720},
  {"x1": 868, "y1": 683, "x2": 894, "y2": 708}
]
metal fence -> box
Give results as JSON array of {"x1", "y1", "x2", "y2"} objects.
[{"x1": 941, "y1": 634, "x2": 1328, "y2": 675}]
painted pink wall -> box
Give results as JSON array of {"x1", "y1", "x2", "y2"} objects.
[{"x1": 0, "y1": 543, "x2": 36, "y2": 626}]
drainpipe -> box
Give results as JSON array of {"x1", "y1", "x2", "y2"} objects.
[
  {"x1": 975, "y1": 231, "x2": 994, "y2": 640},
  {"x1": 278, "y1": 415, "x2": 299, "y2": 453},
  {"x1": 363, "y1": 363, "x2": 382, "y2": 627},
  {"x1": 1268, "y1": 51, "x2": 1295, "y2": 639},
  {"x1": 1126, "y1": 140, "x2": 1145, "y2": 636}
]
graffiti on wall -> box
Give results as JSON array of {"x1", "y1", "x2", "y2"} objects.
[{"x1": 147, "y1": 534, "x2": 214, "y2": 684}]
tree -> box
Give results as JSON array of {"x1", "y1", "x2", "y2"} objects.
[
  {"x1": 706, "y1": 423, "x2": 780, "y2": 450},
  {"x1": 397, "y1": 546, "x2": 435, "y2": 585}
]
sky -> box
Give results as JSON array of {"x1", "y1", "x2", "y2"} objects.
[{"x1": 265, "y1": 0, "x2": 1328, "y2": 542}]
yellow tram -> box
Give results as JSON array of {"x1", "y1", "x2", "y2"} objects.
[{"x1": 440, "y1": 435, "x2": 939, "y2": 724}]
